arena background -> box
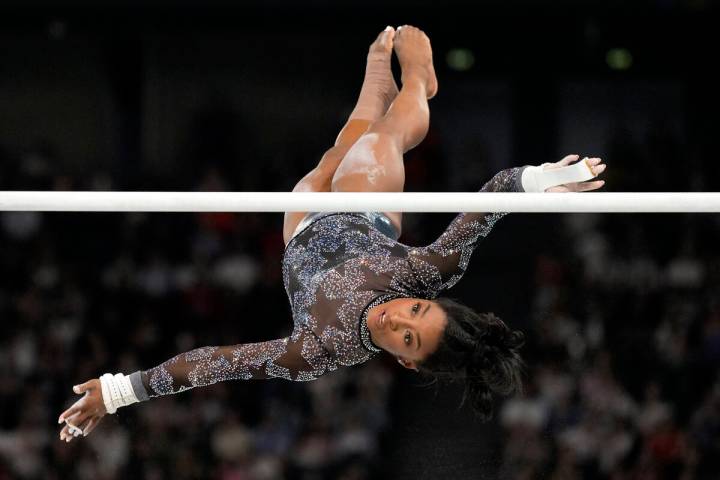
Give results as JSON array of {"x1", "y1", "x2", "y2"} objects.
[{"x1": 1, "y1": 1, "x2": 719, "y2": 479}]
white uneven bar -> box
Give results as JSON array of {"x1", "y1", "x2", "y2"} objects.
[{"x1": 0, "y1": 191, "x2": 719, "y2": 213}]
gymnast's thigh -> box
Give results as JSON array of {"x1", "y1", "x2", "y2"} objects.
[{"x1": 330, "y1": 132, "x2": 404, "y2": 235}]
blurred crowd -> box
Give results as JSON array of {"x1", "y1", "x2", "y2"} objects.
[{"x1": 498, "y1": 212, "x2": 720, "y2": 479}]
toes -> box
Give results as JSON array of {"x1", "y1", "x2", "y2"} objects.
[
  {"x1": 395, "y1": 25, "x2": 413, "y2": 38},
  {"x1": 372, "y1": 30, "x2": 385, "y2": 45},
  {"x1": 383, "y1": 26, "x2": 395, "y2": 47},
  {"x1": 396, "y1": 25, "x2": 425, "y2": 38},
  {"x1": 379, "y1": 25, "x2": 394, "y2": 38},
  {"x1": 371, "y1": 26, "x2": 395, "y2": 53},
  {"x1": 393, "y1": 25, "x2": 431, "y2": 51}
]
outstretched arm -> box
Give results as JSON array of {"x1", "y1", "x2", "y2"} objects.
[
  {"x1": 58, "y1": 329, "x2": 332, "y2": 442},
  {"x1": 407, "y1": 156, "x2": 606, "y2": 294},
  {"x1": 406, "y1": 167, "x2": 522, "y2": 294}
]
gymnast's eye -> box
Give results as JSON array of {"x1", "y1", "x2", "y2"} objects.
[
  {"x1": 412, "y1": 303, "x2": 420, "y2": 314},
  {"x1": 404, "y1": 331, "x2": 412, "y2": 345}
]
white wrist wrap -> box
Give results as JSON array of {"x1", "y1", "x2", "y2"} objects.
[
  {"x1": 521, "y1": 158, "x2": 596, "y2": 192},
  {"x1": 100, "y1": 373, "x2": 140, "y2": 414}
]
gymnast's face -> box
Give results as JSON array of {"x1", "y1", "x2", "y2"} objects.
[{"x1": 367, "y1": 298, "x2": 447, "y2": 371}]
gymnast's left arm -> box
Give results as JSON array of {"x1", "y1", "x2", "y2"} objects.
[
  {"x1": 58, "y1": 329, "x2": 332, "y2": 442},
  {"x1": 407, "y1": 155, "x2": 606, "y2": 293}
]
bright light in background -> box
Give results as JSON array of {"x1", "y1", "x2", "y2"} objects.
[
  {"x1": 446, "y1": 48, "x2": 476, "y2": 71},
  {"x1": 606, "y1": 48, "x2": 633, "y2": 71}
]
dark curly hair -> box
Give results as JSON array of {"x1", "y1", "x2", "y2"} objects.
[{"x1": 417, "y1": 297, "x2": 525, "y2": 421}]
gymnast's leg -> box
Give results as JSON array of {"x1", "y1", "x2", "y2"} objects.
[
  {"x1": 330, "y1": 25, "x2": 437, "y2": 236},
  {"x1": 283, "y1": 27, "x2": 399, "y2": 244}
]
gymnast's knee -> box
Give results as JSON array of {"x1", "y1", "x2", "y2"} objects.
[{"x1": 369, "y1": 113, "x2": 428, "y2": 152}]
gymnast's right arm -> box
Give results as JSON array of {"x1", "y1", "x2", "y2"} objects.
[{"x1": 58, "y1": 329, "x2": 331, "y2": 442}]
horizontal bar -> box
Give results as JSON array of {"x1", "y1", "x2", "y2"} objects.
[{"x1": 0, "y1": 191, "x2": 719, "y2": 213}]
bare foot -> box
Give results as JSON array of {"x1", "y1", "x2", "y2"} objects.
[
  {"x1": 393, "y1": 25, "x2": 438, "y2": 99},
  {"x1": 366, "y1": 26, "x2": 399, "y2": 110}
]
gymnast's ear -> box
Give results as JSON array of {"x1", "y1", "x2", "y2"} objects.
[{"x1": 397, "y1": 357, "x2": 419, "y2": 372}]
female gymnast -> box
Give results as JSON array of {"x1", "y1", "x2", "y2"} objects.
[{"x1": 58, "y1": 25, "x2": 606, "y2": 441}]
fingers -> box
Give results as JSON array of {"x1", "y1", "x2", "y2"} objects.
[
  {"x1": 59, "y1": 423, "x2": 71, "y2": 442},
  {"x1": 76, "y1": 418, "x2": 93, "y2": 437},
  {"x1": 59, "y1": 379, "x2": 103, "y2": 443},
  {"x1": 582, "y1": 157, "x2": 606, "y2": 177},
  {"x1": 58, "y1": 401, "x2": 83, "y2": 424},
  {"x1": 557, "y1": 154, "x2": 606, "y2": 176},
  {"x1": 73, "y1": 380, "x2": 95, "y2": 395},
  {"x1": 67, "y1": 420, "x2": 83, "y2": 438},
  {"x1": 60, "y1": 380, "x2": 95, "y2": 423},
  {"x1": 576, "y1": 180, "x2": 605, "y2": 191},
  {"x1": 59, "y1": 420, "x2": 83, "y2": 443},
  {"x1": 59, "y1": 412, "x2": 100, "y2": 443},
  {"x1": 66, "y1": 410, "x2": 92, "y2": 430},
  {"x1": 546, "y1": 179, "x2": 605, "y2": 192},
  {"x1": 83, "y1": 416, "x2": 101, "y2": 436},
  {"x1": 559, "y1": 154, "x2": 580, "y2": 166}
]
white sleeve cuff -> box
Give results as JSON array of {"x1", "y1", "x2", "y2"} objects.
[{"x1": 100, "y1": 373, "x2": 140, "y2": 414}]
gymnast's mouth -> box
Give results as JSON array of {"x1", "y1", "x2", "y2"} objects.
[{"x1": 376, "y1": 311, "x2": 386, "y2": 329}]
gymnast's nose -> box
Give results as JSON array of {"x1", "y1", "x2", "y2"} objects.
[{"x1": 388, "y1": 313, "x2": 403, "y2": 330}]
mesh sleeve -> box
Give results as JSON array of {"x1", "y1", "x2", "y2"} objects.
[
  {"x1": 407, "y1": 167, "x2": 524, "y2": 295},
  {"x1": 138, "y1": 328, "x2": 334, "y2": 397}
]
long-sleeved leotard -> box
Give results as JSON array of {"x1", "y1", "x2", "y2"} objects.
[{"x1": 129, "y1": 167, "x2": 525, "y2": 400}]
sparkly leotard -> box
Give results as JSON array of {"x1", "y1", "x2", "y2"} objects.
[{"x1": 128, "y1": 168, "x2": 524, "y2": 400}]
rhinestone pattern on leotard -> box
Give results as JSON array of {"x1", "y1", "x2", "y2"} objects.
[{"x1": 141, "y1": 168, "x2": 522, "y2": 397}]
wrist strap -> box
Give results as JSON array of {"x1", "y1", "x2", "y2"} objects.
[
  {"x1": 100, "y1": 373, "x2": 140, "y2": 414},
  {"x1": 521, "y1": 158, "x2": 596, "y2": 192}
]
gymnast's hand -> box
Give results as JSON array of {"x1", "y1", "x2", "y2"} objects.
[
  {"x1": 58, "y1": 379, "x2": 107, "y2": 442},
  {"x1": 544, "y1": 154, "x2": 606, "y2": 192}
]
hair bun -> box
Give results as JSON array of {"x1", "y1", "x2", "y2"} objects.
[
  {"x1": 508, "y1": 330, "x2": 525, "y2": 349},
  {"x1": 420, "y1": 298, "x2": 526, "y2": 422},
  {"x1": 469, "y1": 342, "x2": 492, "y2": 368},
  {"x1": 483, "y1": 315, "x2": 525, "y2": 351}
]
